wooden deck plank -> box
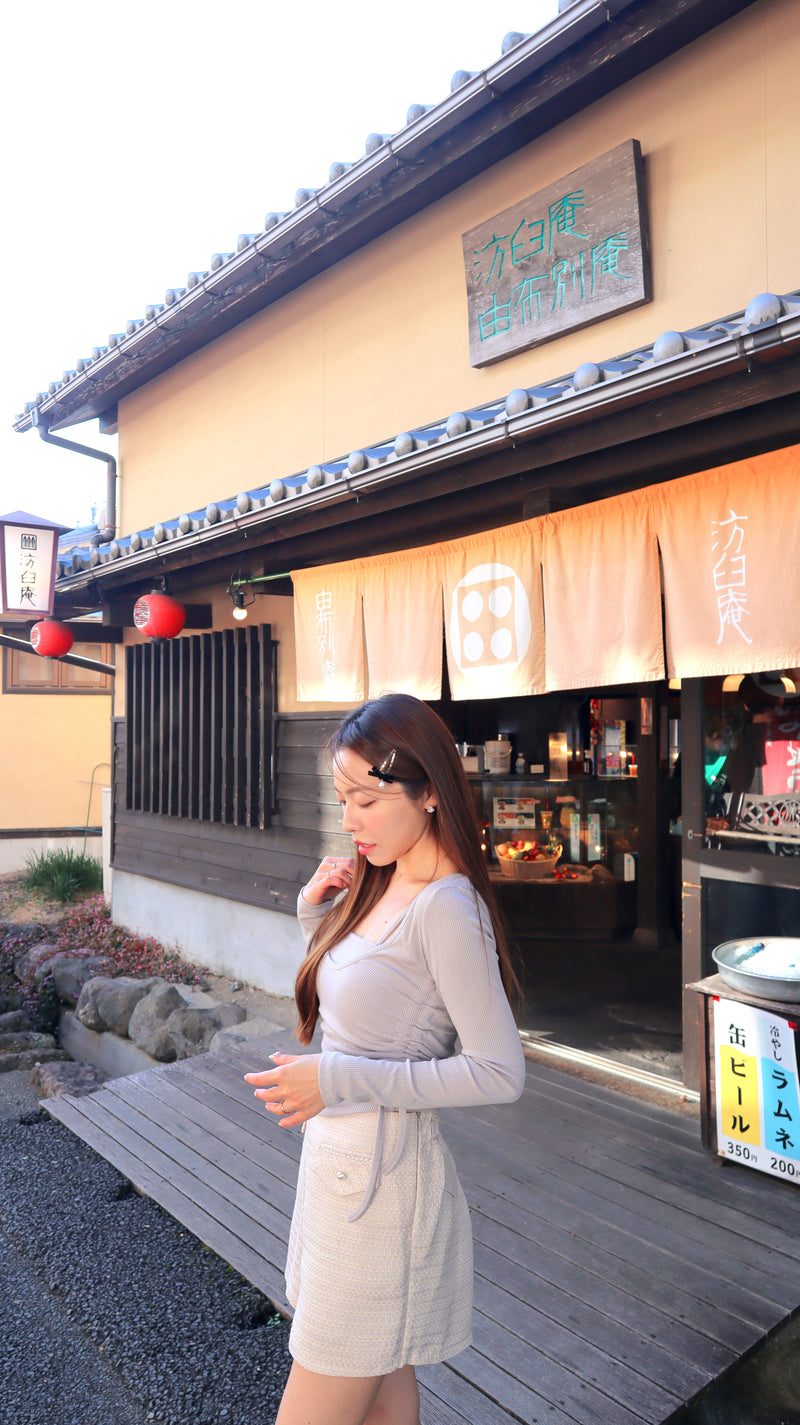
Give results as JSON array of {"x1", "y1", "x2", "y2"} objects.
[
  {"x1": 470, "y1": 1202, "x2": 737, "y2": 1377},
  {"x1": 451, "y1": 1101, "x2": 800, "y2": 1263},
  {"x1": 443, "y1": 1115, "x2": 798, "y2": 1318},
  {"x1": 421, "y1": 1348, "x2": 579, "y2": 1425},
  {"x1": 464, "y1": 1163, "x2": 772, "y2": 1354},
  {"x1": 472, "y1": 1237, "x2": 715, "y2": 1396},
  {"x1": 45, "y1": 1050, "x2": 800, "y2": 1425},
  {"x1": 106, "y1": 1075, "x2": 297, "y2": 1227},
  {"x1": 473, "y1": 1276, "x2": 683, "y2": 1422},
  {"x1": 471, "y1": 1085, "x2": 798, "y2": 1238}
]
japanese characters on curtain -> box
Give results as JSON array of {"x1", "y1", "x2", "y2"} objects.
[
  {"x1": 439, "y1": 520, "x2": 545, "y2": 700},
  {"x1": 360, "y1": 548, "x2": 443, "y2": 700},
  {"x1": 291, "y1": 443, "x2": 800, "y2": 703},
  {"x1": 654, "y1": 446, "x2": 800, "y2": 678},
  {"x1": 542, "y1": 491, "x2": 665, "y2": 690},
  {"x1": 713, "y1": 997, "x2": 800, "y2": 1185},
  {"x1": 291, "y1": 561, "x2": 366, "y2": 702}
]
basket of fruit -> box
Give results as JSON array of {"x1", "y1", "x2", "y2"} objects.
[{"x1": 495, "y1": 840, "x2": 563, "y2": 879}]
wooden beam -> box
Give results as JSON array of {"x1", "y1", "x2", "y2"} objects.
[{"x1": 0, "y1": 632, "x2": 115, "y2": 676}]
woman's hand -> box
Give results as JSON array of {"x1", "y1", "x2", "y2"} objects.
[
  {"x1": 244, "y1": 1052, "x2": 325, "y2": 1128},
  {"x1": 301, "y1": 855, "x2": 355, "y2": 906}
]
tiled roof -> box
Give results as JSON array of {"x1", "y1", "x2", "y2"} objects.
[{"x1": 54, "y1": 289, "x2": 800, "y2": 584}]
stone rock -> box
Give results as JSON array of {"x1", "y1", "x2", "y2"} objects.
[
  {"x1": 166, "y1": 1002, "x2": 247, "y2": 1060},
  {"x1": 30, "y1": 1060, "x2": 108, "y2": 1099},
  {"x1": 0, "y1": 1047, "x2": 68, "y2": 1072},
  {"x1": 128, "y1": 982, "x2": 187, "y2": 1061},
  {"x1": 0, "y1": 1030, "x2": 58, "y2": 1056},
  {"x1": 14, "y1": 943, "x2": 61, "y2": 980},
  {"x1": 48, "y1": 955, "x2": 112, "y2": 1006},
  {"x1": 210, "y1": 1016, "x2": 285, "y2": 1055},
  {"x1": 0, "y1": 1010, "x2": 31, "y2": 1033},
  {"x1": 76, "y1": 976, "x2": 160, "y2": 1036}
]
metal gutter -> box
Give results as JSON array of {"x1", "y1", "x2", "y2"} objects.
[{"x1": 31, "y1": 410, "x2": 117, "y2": 539}]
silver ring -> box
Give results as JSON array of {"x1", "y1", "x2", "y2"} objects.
[{"x1": 279, "y1": 1100, "x2": 286, "y2": 1112}]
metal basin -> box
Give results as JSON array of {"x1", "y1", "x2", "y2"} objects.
[{"x1": 712, "y1": 937, "x2": 800, "y2": 1003}]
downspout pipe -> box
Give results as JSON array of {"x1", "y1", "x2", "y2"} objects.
[{"x1": 30, "y1": 408, "x2": 116, "y2": 543}]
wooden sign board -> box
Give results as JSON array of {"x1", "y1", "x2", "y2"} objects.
[{"x1": 462, "y1": 139, "x2": 651, "y2": 367}]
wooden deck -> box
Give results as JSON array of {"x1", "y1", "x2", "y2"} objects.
[{"x1": 46, "y1": 1033, "x2": 800, "y2": 1425}]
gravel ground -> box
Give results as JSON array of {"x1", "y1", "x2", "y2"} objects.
[{"x1": 0, "y1": 1108, "x2": 292, "y2": 1425}]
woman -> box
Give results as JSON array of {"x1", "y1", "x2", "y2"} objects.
[{"x1": 245, "y1": 693, "x2": 525, "y2": 1425}]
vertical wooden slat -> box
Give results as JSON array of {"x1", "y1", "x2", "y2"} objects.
[
  {"x1": 167, "y1": 641, "x2": 180, "y2": 817},
  {"x1": 209, "y1": 632, "x2": 223, "y2": 824},
  {"x1": 198, "y1": 634, "x2": 211, "y2": 822},
  {"x1": 159, "y1": 642, "x2": 170, "y2": 815},
  {"x1": 246, "y1": 625, "x2": 259, "y2": 828},
  {"x1": 140, "y1": 644, "x2": 152, "y2": 813},
  {"x1": 149, "y1": 644, "x2": 161, "y2": 813},
  {"x1": 264, "y1": 629, "x2": 276, "y2": 825},
  {"x1": 233, "y1": 630, "x2": 248, "y2": 826},
  {"x1": 177, "y1": 638, "x2": 190, "y2": 818},
  {"x1": 220, "y1": 630, "x2": 235, "y2": 825},
  {"x1": 125, "y1": 646, "x2": 136, "y2": 811},
  {"x1": 188, "y1": 637, "x2": 201, "y2": 821}
]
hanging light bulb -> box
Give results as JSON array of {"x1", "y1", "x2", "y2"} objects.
[{"x1": 231, "y1": 588, "x2": 248, "y2": 621}]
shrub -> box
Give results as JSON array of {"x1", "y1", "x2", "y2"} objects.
[{"x1": 23, "y1": 849, "x2": 104, "y2": 902}]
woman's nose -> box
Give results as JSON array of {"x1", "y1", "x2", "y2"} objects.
[{"x1": 341, "y1": 803, "x2": 358, "y2": 832}]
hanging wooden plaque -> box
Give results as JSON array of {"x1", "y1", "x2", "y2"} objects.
[{"x1": 462, "y1": 139, "x2": 651, "y2": 368}]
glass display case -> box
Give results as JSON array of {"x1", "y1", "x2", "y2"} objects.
[{"x1": 469, "y1": 773, "x2": 639, "y2": 936}]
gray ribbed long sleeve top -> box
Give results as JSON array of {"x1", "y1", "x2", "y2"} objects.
[{"x1": 298, "y1": 873, "x2": 525, "y2": 1116}]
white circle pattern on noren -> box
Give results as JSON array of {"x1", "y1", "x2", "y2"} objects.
[{"x1": 449, "y1": 562, "x2": 531, "y2": 680}]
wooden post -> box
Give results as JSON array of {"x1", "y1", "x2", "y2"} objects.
[
  {"x1": 681, "y1": 678, "x2": 706, "y2": 1090},
  {"x1": 633, "y1": 683, "x2": 671, "y2": 945}
]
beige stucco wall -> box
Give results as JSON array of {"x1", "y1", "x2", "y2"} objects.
[
  {"x1": 0, "y1": 689, "x2": 111, "y2": 829},
  {"x1": 117, "y1": 0, "x2": 799, "y2": 541}
]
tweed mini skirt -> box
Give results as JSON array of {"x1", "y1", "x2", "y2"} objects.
[{"x1": 285, "y1": 1108, "x2": 473, "y2": 1377}]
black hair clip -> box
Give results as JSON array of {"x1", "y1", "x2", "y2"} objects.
[{"x1": 368, "y1": 749, "x2": 398, "y2": 787}]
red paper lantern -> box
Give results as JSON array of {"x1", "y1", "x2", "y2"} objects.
[
  {"x1": 30, "y1": 619, "x2": 74, "y2": 658},
  {"x1": 133, "y1": 592, "x2": 186, "y2": 640}
]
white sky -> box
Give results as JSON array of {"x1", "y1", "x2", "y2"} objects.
[{"x1": 1, "y1": 0, "x2": 557, "y2": 532}]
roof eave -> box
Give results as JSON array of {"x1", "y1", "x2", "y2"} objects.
[{"x1": 52, "y1": 309, "x2": 800, "y2": 599}]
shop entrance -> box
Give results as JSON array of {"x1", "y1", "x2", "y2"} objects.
[{"x1": 443, "y1": 682, "x2": 685, "y2": 1082}]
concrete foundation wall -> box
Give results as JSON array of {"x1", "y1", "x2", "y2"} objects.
[
  {"x1": 111, "y1": 870, "x2": 306, "y2": 999},
  {"x1": 0, "y1": 832, "x2": 102, "y2": 876}
]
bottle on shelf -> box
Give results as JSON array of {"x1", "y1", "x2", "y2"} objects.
[{"x1": 515, "y1": 753, "x2": 526, "y2": 775}]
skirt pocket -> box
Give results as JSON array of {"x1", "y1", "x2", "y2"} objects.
[{"x1": 310, "y1": 1143, "x2": 373, "y2": 1199}]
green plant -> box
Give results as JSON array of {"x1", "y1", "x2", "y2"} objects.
[{"x1": 23, "y1": 849, "x2": 104, "y2": 902}]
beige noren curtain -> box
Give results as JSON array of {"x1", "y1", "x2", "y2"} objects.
[
  {"x1": 542, "y1": 490, "x2": 665, "y2": 690},
  {"x1": 654, "y1": 444, "x2": 800, "y2": 678}
]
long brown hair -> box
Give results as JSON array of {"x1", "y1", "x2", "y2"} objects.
[{"x1": 295, "y1": 693, "x2": 519, "y2": 1043}]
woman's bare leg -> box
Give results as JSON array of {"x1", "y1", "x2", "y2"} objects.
[
  {"x1": 274, "y1": 1362, "x2": 420, "y2": 1425},
  {"x1": 275, "y1": 1363, "x2": 382, "y2": 1425},
  {"x1": 364, "y1": 1365, "x2": 420, "y2": 1425}
]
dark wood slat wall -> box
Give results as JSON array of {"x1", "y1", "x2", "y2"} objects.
[
  {"x1": 124, "y1": 627, "x2": 279, "y2": 832},
  {"x1": 113, "y1": 702, "x2": 348, "y2": 914}
]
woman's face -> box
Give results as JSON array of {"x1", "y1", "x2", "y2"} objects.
[{"x1": 332, "y1": 746, "x2": 436, "y2": 871}]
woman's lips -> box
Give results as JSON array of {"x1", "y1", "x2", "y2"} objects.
[{"x1": 356, "y1": 842, "x2": 375, "y2": 855}]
